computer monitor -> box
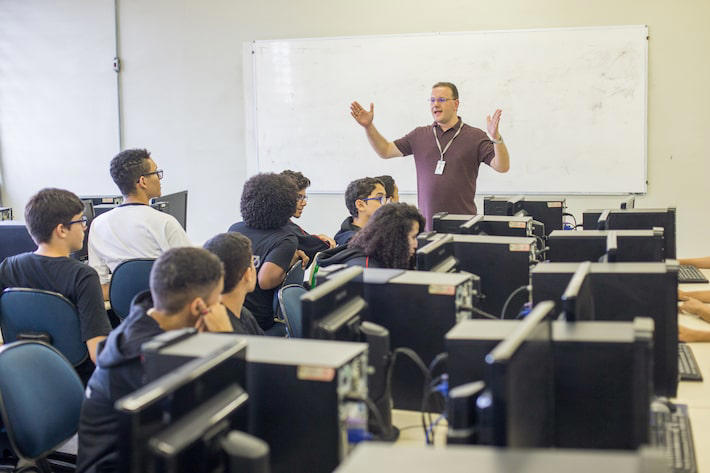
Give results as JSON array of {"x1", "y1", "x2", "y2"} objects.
[
  {"x1": 152, "y1": 190, "x2": 188, "y2": 230},
  {"x1": 582, "y1": 208, "x2": 676, "y2": 258},
  {"x1": 0, "y1": 221, "x2": 37, "y2": 262},
  {"x1": 79, "y1": 195, "x2": 123, "y2": 206},
  {"x1": 547, "y1": 229, "x2": 664, "y2": 263},
  {"x1": 477, "y1": 300, "x2": 555, "y2": 447},
  {"x1": 559, "y1": 262, "x2": 595, "y2": 322},
  {"x1": 116, "y1": 338, "x2": 250, "y2": 472},
  {"x1": 416, "y1": 235, "x2": 458, "y2": 273},
  {"x1": 71, "y1": 199, "x2": 95, "y2": 262},
  {"x1": 484, "y1": 196, "x2": 565, "y2": 235}
]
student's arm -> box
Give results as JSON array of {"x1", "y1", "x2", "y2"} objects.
[
  {"x1": 77, "y1": 267, "x2": 113, "y2": 360},
  {"x1": 486, "y1": 109, "x2": 510, "y2": 173},
  {"x1": 257, "y1": 237, "x2": 301, "y2": 290},
  {"x1": 679, "y1": 297, "x2": 710, "y2": 323},
  {"x1": 87, "y1": 236, "x2": 111, "y2": 297},
  {"x1": 258, "y1": 262, "x2": 287, "y2": 290},
  {"x1": 195, "y1": 302, "x2": 233, "y2": 333},
  {"x1": 679, "y1": 256, "x2": 710, "y2": 269},
  {"x1": 350, "y1": 101, "x2": 403, "y2": 159},
  {"x1": 101, "y1": 283, "x2": 109, "y2": 301},
  {"x1": 86, "y1": 336, "x2": 106, "y2": 364},
  {"x1": 679, "y1": 289, "x2": 710, "y2": 303},
  {"x1": 679, "y1": 324, "x2": 710, "y2": 343}
]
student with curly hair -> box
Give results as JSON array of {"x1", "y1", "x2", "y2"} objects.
[
  {"x1": 228, "y1": 173, "x2": 308, "y2": 331},
  {"x1": 281, "y1": 170, "x2": 335, "y2": 260},
  {"x1": 333, "y1": 177, "x2": 386, "y2": 246},
  {"x1": 321, "y1": 203, "x2": 425, "y2": 269}
]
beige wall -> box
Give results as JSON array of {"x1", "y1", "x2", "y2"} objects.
[{"x1": 2, "y1": 0, "x2": 709, "y2": 253}]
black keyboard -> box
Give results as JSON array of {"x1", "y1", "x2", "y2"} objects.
[
  {"x1": 678, "y1": 343, "x2": 703, "y2": 381},
  {"x1": 650, "y1": 403, "x2": 697, "y2": 473},
  {"x1": 678, "y1": 265, "x2": 709, "y2": 284}
]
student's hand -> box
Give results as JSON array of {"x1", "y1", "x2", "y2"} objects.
[
  {"x1": 486, "y1": 109, "x2": 502, "y2": 140},
  {"x1": 195, "y1": 302, "x2": 233, "y2": 333},
  {"x1": 294, "y1": 249, "x2": 310, "y2": 269},
  {"x1": 680, "y1": 297, "x2": 705, "y2": 316},
  {"x1": 678, "y1": 289, "x2": 689, "y2": 301},
  {"x1": 678, "y1": 324, "x2": 710, "y2": 343},
  {"x1": 351, "y1": 101, "x2": 374, "y2": 127},
  {"x1": 317, "y1": 234, "x2": 336, "y2": 248}
]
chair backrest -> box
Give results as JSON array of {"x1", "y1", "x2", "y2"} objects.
[
  {"x1": 0, "y1": 288, "x2": 88, "y2": 366},
  {"x1": 278, "y1": 284, "x2": 307, "y2": 338},
  {"x1": 0, "y1": 341, "x2": 84, "y2": 461},
  {"x1": 109, "y1": 258, "x2": 155, "y2": 320},
  {"x1": 283, "y1": 261, "x2": 305, "y2": 287}
]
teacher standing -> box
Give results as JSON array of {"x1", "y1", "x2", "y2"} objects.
[{"x1": 350, "y1": 82, "x2": 510, "y2": 230}]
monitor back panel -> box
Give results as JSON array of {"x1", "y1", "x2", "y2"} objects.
[
  {"x1": 0, "y1": 222, "x2": 37, "y2": 262},
  {"x1": 547, "y1": 230, "x2": 664, "y2": 262},
  {"x1": 582, "y1": 209, "x2": 676, "y2": 258}
]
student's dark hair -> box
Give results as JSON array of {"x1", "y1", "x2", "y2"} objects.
[
  {"x1": 375, "y1": 175, "x2": 396, "y2": 199},
  {"x1": 240, "y1": 173, "x2": 297, "y2": 229},
  {"x1": 203, "y1": 232, "x2": 252, "y2": 294},
  {"x1": 344, "y1": 177, "x2": 384, "y2": 218},
  {"x1": 150, "y1": 247, "x2": 224, "y2": 314},
  {"x1": 281, "y1": 170, "x2": 311, "y2": 191},
  {"x1": 432, "y1": 82, "x2": 459, "y2": 100},
  {"x1": 24, "y1": 188, "x2": 85, "y2": 244},
  {"x1": 348, "y1": 203, "x2": 425, "y2": 269},
  {"x1": 110, "y1": 148, "x2": 152, "y2": 196}
]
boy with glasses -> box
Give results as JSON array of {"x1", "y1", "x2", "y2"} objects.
[
  {"x1": 88, "y1": 148, "x2": 191, "y2": 299},
  {"x1": 0, "y1": 188, "x2": 111, "y2": 381},
  {"x1": 334, "y1": 177, "x2": 386, "y2": 246}
]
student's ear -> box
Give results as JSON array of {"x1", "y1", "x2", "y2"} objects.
[
  {"x1": 54, "y1": 223, "x2": 69, "y2": 240},
  {"x1": 354, "y1": 199, "x2": 366, "y2": 214},
  {"x1": 189, "y1": 297, "x2": 209, "y2": 318}
]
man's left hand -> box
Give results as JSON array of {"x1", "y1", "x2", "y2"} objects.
[{"x1": 486, "y1": 109, "x2": 502, "y2": 140}]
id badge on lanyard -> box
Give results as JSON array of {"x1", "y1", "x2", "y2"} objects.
[{"x1": 433, "y1": 121, "x2": 464, "y2": 176}]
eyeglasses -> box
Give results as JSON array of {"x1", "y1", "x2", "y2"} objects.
[
  {"x1": 67, "y1": 216, "x2": 88, "y2": 227},
  {"x1": 296, "y1": 194, "x2": 308, "y2": 202},
  {"x1": 429, "y1": 97, "x2": 456, "y2": 104},
  {"x1": 362, "y1": 196, "x2": 386, "y2": 205},
  {"x1": 139, "y1": 169, "x2": 164, "y2": 181}
]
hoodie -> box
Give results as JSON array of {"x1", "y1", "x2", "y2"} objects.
[
  {"x1": 333, "y1": 216, "x2": 361, "y2": 247},
  {"x1": 317, "y1": 245, "x2": 382, "y2": 269},
  {"x1": 77, "y1": 291, "x2": 163, "y2": 473}
]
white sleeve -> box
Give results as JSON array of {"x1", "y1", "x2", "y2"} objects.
[
  {"x1": 87, "y1": 233, "x2": 111, "y2": 285},
  {"x1": 164, "y1": 217, "x2": 193, "y2": 249}
]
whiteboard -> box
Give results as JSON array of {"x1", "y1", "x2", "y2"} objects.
[{"x1": 249, "y1": 26, "x2": 647, "y2": 194}]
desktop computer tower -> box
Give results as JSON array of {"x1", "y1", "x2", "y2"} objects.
[
  {"x1": 484, "y1": 196, "x2": 565, "y2": 235},
  {"x1": 421, "y1": 233, "x2": 536, "y2": 318},
  {"x1": 444, "y1": 317, "x2": 653, "y2": 450},
  {"x1": 143, "y1": 332, "x2": 368, "y2": 473},
  {"x1": 547, "y1": 229, "x2": 665, "y2": 262},
  {"x1": 432, "y1": 213, "x2": 534, "y2": 238},
  {"x1": 530, "y1": 261, "x2": 679, "y2": 397}
]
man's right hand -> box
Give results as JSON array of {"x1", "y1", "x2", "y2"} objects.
[{"x1": 351, "y1": 101, "x2": 374, "y2": 127}]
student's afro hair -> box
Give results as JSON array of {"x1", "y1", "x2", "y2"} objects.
[
  {"x1": 349, "y1": 203, "x2": 425, "y2": 269},
  {"x1": 240, "y1": 173, "x2": 298, "y2": 230}
]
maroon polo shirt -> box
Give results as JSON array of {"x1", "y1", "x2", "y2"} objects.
[{"x1": 394, "y1": 117, "x2": 495, "y2": 230}]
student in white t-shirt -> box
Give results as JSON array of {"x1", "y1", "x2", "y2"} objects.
[{"x1": 88, "y1": 148, "x2": 191, "y2": 299}]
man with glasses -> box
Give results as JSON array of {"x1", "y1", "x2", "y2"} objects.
[
  {"x1": 88, "y1": 148, "x2": 191, "y2": 299},
  {"x1": 334, "y1": 177, "x2": 386, "y2": 246},
  {"x1": 350, "y1": 81, "x2": 510, "y2": 230},
  {"x1": 0, "y1": 188, "x2": 111, "y2": 381}
]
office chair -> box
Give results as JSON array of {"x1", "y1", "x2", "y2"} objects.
[
  {"x1": 271, "y1": 261, "x2": 306, "y2": 323},
  {"x1": 0, "y1": 288, "x2": 88, "y2": 368},
  {"x1": 109, "y1": 258, "x2": 155, "y2": 320},
  {"x1": 278, "y1": 284, "x2": 307, "y2": 338},
  {"x1": 0, "y1": 341, "x2": 84, "y2": 473}
]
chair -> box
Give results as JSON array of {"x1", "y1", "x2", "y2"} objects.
[
  {"x1": 272, "y1": 261, "x2": 305, "y2": 316},
  {"x1": 277, "y1": 284, "x2": 307, "y2": 338},
  {"x1": 0, "y1": 288, "x2": 88, "y2": 368},
  {"x1": 109, "y1": 258, "x2": 155, "y2": 320},
  {"x1": 0, "y1": 341, "x2": 84, "y2": 472}
]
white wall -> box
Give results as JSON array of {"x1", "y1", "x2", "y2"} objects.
[{"x1": 1, "y1": 0, "x2": 709, "y2": 254}]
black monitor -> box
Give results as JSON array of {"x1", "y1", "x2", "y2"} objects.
[
  {"x1": 484, "y1": 196, "x2": 565, "y2": 235},
  {"x1": 0, "y1": 221, "x2": 37, "y2": 262},
  {"x1": 547, "y1": 229, "x2": 664, "y2": 263},
  {"x1": 71, "y1": 199, "x2": 95, "y2": 262},
  {"x1": 582, "y1": 208, "x2": 676, "y2": 258},
  {"x1": 559, "y1": 262, "x2": 595, "y2": 322},
  {"x1": 79, "y1": 195, "x2": 123, "y2": 206},
  {"x1": 116, "y1": 338, "x2": 251, "y2": 472},
  {"x1": 477, "y1": 301, "x2": 555, "y2": 447},
  {"x1": 152, "y1": 190, "x2": 188, "y2": 230},
  {"x1": 416, "y1": 235, "x2": 458, "y2": 273}
]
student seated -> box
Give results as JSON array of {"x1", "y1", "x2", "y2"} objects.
[
  {"x1": 281, "y1": 169, "x2": 335, "y2": 260},
  {"x1": 0, "y1": 188, "x2": 111, "y2": 382},
  {"x1": 203, "y1": 232, "x2": 264, "y2": 335},
  {"x1": 321, "y1": 203, "x2": 424, "y2": 269},
  {"x1": 375, "y1": 174, "x2": 399, "y2": 203},
  {"x1": 333, "y1": 177, "x2": 386, "y2": 246},
  {"x1": 77, "y1": 247, "x2": 233, "y2": 473},
  {"x1": 88, "y1": 148, "x2": 192, "y2": 299},
  {"x1": 228, "y1": 173, "x2": 308, "y2": 331}
]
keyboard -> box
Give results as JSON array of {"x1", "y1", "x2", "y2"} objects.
[
  {"x1": 678, "y1": 265, "x2": 709, "y2": 284},
  {"x1": 678, "y1": 343, "x2": 703, "y2": 382},
  {"x1": 650, "y1": 403, "x2": 697, "y2": 473}
]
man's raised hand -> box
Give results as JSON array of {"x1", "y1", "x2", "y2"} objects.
[
  {"x1": 351, "y1": 101, "x2": 374, "y2": 127},
  {"x1": 486, "y1": 109, "x2": 502, "y2": 140}
]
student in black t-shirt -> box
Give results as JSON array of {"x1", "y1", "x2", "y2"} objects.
[
  {"x1": 203, "y1": 232, "x2": 264, "y2": 335},
  {"x1": 77, "y1": 247, "x2": 233, "y2": 473},
  {"x1": 0, "y1": 188, "x2": 111, "y2": 380},
  {"x1": 228, "y1": 173, "x2": 309, "y2": 331},
  {"x1": 281, "y1": 169, "x2": 335, "y2": 260}
]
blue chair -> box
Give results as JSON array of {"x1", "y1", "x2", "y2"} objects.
[
  {"x1": 0, "y1": 288, "x2": 88, "y2": 368},
  {"x1": 109, "y1": 258, "x2": 155, "y2": 320},
  {"x1": 0, "y1": 341, "x2": 84, "y2": 472},
  {"x1": 277, "y1": 284, "x2": 307, "y2": 338},
  {"x1": 283, "y1": 262, "x2": 305, "y2": 287}
]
